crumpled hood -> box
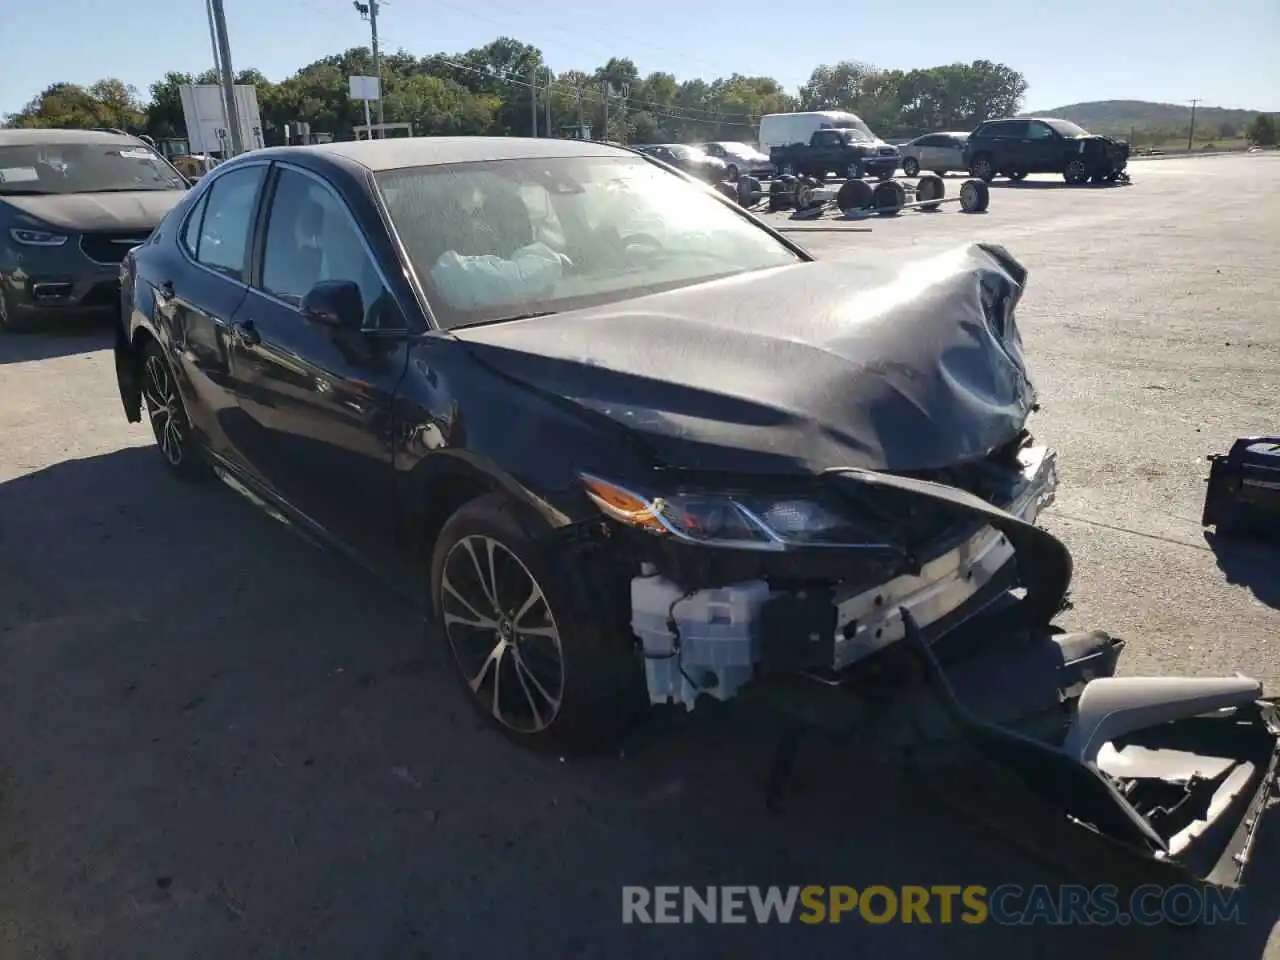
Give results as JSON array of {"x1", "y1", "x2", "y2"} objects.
[
  {"x1": 2, "y1": 190, "x2": 186, "y2": 232},
  {"x1": 452, "y1": 242, "x2": 1036, "y2": 475}
]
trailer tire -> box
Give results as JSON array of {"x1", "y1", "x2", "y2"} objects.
[
  {"x1": 872, "y1": 179, "x2": 907, "y2": 216},
  {"x1": 959, "y1": 178, "x2": 990, "y2": 213},
  {"x1": 915, "y1": 175, "x2": 945, "y2": 211},
  {"x1": 836, "y1": 178, "x2": 874, "y2": 216}
]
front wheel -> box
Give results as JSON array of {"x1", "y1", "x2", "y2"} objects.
[
  {"x1": 1063, "y1": 158, "x2": 1089, "y2": 184},
  {"x1": 901, "y1": 156, "x2": 920, "y2": 177},
  {"x1": 1007, "y1": 170, "x2": 1027, "y2": 181},
  {"x1": 725, "y1": 163, "x2": 740, "y2": 183},
  {"x1": 430, "y1": 494, "x2": 646, "y2": 755}
]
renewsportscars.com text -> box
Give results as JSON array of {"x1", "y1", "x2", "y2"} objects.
[{"x1": 621, "y1": 884, "x2": 1247, "y2": 926}]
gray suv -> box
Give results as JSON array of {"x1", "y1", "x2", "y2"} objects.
[{"x1": 0, "y1": 128, "x2": 190, "y2": 332}]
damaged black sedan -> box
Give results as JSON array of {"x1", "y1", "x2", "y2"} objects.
[{"x1": 115, "y1": 137, "x2": 1277, "y2": 889}]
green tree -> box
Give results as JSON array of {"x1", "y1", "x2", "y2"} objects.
[{"x1": 1245, "y1": 113, "x2": 1276, "y2": 146}]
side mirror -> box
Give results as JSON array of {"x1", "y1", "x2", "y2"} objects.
[{"x1": 301, "y1": 279, "x2": 364, "y2": 331}]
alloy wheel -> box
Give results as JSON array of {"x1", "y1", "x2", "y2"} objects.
[
  {"x1": 973, "y1": 157, "x2": 994, "y2": 180},
  {"x1": 143, "y1": 354, "x2": 186, "y2": 467},
  {"x1": 1065, "y1": 159, "x2": 1087, "y2": 184},
  {"x1": 440, "y1": 534, "x2": 566, "y2": 734}
]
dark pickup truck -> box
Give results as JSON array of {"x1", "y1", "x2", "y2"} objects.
[{"x1": 769, "y1": 129, "x2": 901, "y2": 180}]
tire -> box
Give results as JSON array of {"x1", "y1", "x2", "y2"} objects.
[
  {"x1": 915, "y1": 174, "x2": 945, "y2": 211},
  {"x1": 430, "y1": 493, "x2": 647, "y2": 756},
  {"x1": 901, "y1": 156, "x2": 920, "y2": 177},
  {"x1": 725, "y1": 163, "x2": 739, "y2": 183},
  {"x1": 871, "y1": 179, "x2": 907, "y2": 215},
  {"x1": 1007, "y1": 171, "x2": 1027, "y2": 181},
  {"x1": 1063, "y1": 158, "x2": 1089, "y2": 184},
  {"x1": 932, "y1": 171, "x2": 947, "y2": 178},
  {"x1": 836, "y1": 178, "x2": 874, "y2": 216},
  {"x1": 970, "y1": 154, "x2": 996, "y2": 182},
  {"x1": 140, "y1": 339, "x2": 207, "y2": 480}
]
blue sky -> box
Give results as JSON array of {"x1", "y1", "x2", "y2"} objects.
[{"x1": 1, "y1": 0, "x2": 1276, "y2": 117}]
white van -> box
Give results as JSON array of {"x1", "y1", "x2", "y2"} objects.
[{"x1": 757, "y1": 111, "x2": 881, "y2": 154}]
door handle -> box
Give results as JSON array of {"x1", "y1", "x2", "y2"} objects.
[{"x1": 231, "y1": 319, "x2": 261, "y2": 346}]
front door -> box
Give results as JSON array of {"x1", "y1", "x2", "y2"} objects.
[
  {"x1": 1021, "y1": 121, "x2": 1061, "y2": 173},
  {"x1": 223, "y1": 162, "x2": 410, "y2": 556}
]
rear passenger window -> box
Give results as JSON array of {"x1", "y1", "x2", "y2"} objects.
[{"x1": 192, "y1": 165, "x2": 266, "y2": 281}]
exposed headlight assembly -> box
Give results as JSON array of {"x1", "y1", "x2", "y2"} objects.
[
  {"x1": 578, "y1": 474, "x2": 890, "y2": 551},
  {"x1": 9, "y1": 227, "x2": 69, "y2": 247}
]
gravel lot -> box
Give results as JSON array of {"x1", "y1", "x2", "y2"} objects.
[{"x1": 2, "y1": 154, "x2": 1278, "y2": 960}]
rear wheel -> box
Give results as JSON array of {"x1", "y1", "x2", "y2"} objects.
[
  {"x1": 140, "y1": 339, "x2": 207, "y2": 480},
  {"x1": 901, "y1": 156, "x2": 920, "y2": 177},
  {"x1": 970, "y1": 154, "x2": 996, "y2": 182},
  {"x1": 430, "y1": 494, "x2": 646, "y2": 755},
  {"x1": 1007, "y1": 170, "x2": 1028, "y2": 181}
]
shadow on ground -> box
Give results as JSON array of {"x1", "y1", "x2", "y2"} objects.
[
  {"x1": 1205, "y1": 531, "x2": 1280, "y2": 610},
  {"x1": 0, "y1": 323, "x2": 114, "y2": 365},
  {"x1": 988, "y1": 179, "x2": 1131, "y2": 190},
  {"x1": 0, "y1": 448, "x2": 1275, "y2": 959}
]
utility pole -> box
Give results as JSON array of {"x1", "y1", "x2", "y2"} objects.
[
  {"x1": 576, "y1": 85, "x2": 585, "y2": 138},
  {"x1": 208, "y1": 0, "x2": 244, "y2": 156},
  {"x1": 1187, "y1": 99, "x2": 1201, "y2": 151},
  {"x1": 544, "y1": 69, "x2": 552, "y2": 139},
  {"x1": 602, "y1": 80, "x2": 609, "y2": 142},
  {"x1": 353, "y1": 2, "x2": 385, "y2": 137},
  {"x1": 529, "y1": 65, "x2": 538, "y2": 136}
]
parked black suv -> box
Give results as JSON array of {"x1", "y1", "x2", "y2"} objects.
[{"x1": 962, "y1": 118, "x2": 1130, "y2": 185}]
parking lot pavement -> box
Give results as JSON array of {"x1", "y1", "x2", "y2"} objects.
[{"x1": 2, "y1": 154, "x2": 1279, "y2": 960}]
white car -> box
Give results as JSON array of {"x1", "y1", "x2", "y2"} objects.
[{"x1": 899, "y1": 131, "x2": 970, "y2": 177}]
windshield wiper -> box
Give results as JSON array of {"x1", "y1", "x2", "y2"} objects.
[
  {"x1": 0, "y1": 188, "x2": 53, "y2": 196},
  {"x1": 451, "y1": 310, "x2": 557, "y2": 330}
]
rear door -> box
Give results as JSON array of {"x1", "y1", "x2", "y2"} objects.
[
  {"x1": 222, "y1": 161, "x2": 410, "y2": 552},
  {"x1": 987, "y1": 120, "x2": 1028, "y2": 170},
  {"x1": 160, "y1": 161, "x2": 269, "y2": 468}
]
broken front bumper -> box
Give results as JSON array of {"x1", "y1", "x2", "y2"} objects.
[{"x1": 630, "y1": 446, "x2": 1059, "y2": 710}]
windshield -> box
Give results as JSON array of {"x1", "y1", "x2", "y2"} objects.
[
  {"x1": 376, "y1": 155, "x2": 802, "y2": 330},
  {"x1": 0, "y1": 141, "x2": 186, "y2": 195},
  {"x1": 666, "y1": 144, "x2": 706, "y2": 161},
  {"x1": 831, "y1": 120, "x2": 876, "y2": 142},
  {"x1": 1045, "y1": 119, "x2": 1090, "y2": 138},
  {"x1": 716, "y1": 142, "x2": 758, "y2": 156}
]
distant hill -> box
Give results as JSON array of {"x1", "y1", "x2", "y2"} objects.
[{"x1": 1027, "y1": 99, "x2": 1273, "y2": 140}]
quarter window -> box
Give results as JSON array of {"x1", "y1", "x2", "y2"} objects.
[
  {"x1": 181, "y1": 191, "x2": 209, "y2": 257},
  {"x1": 191, "y1": 165, "x2": 266, "y2": 281}
]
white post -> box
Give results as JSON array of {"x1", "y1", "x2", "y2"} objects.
[{"x1": 363, "y1": 99, "x2": 372, "y2": 140}]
